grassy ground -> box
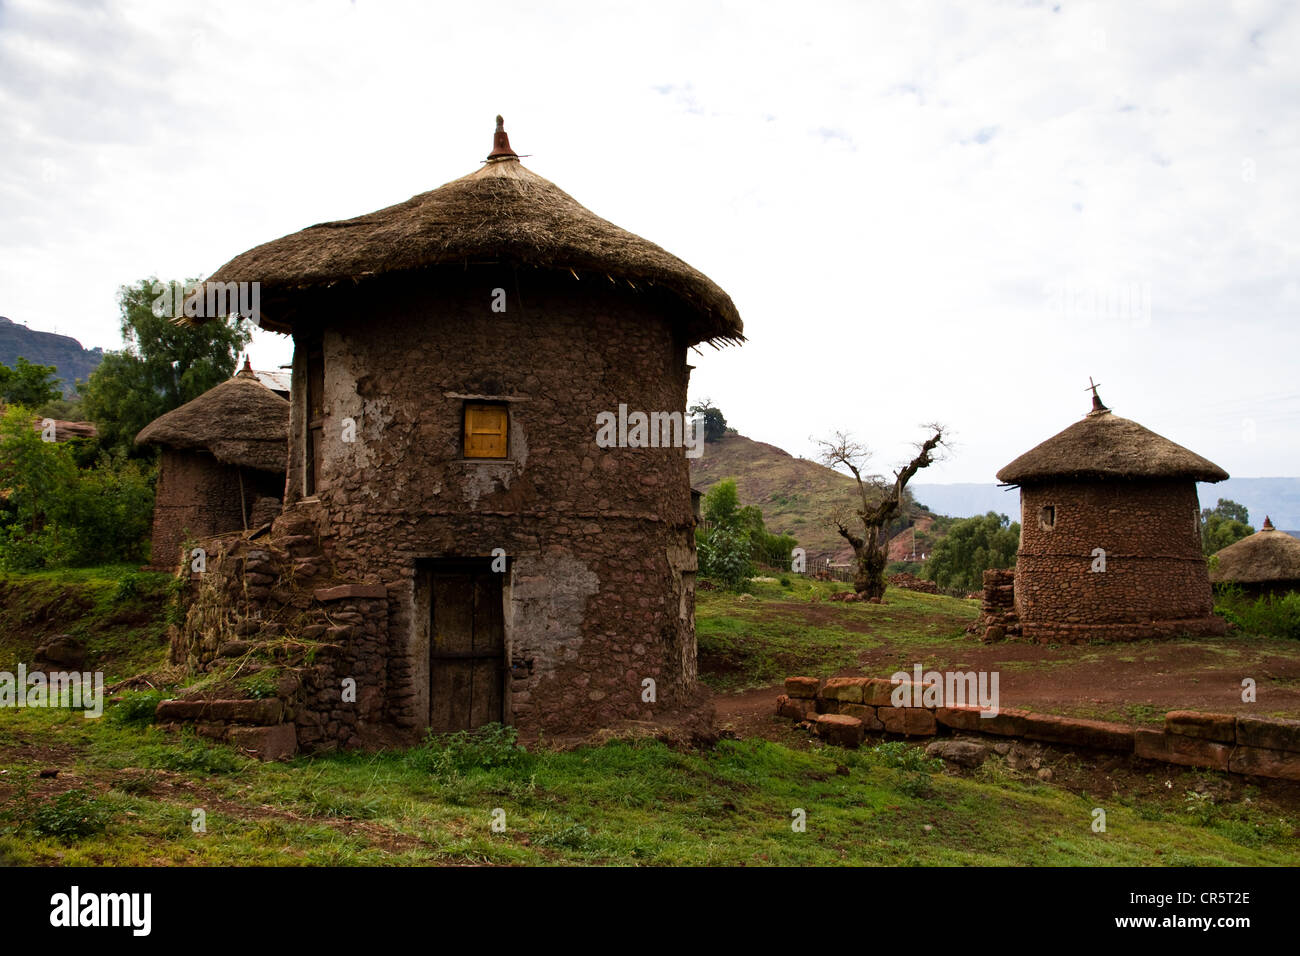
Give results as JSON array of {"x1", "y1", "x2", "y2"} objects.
[
  {"x1": 697, "y1": 576, "x2": 978, "y2": 690},
  {"x1": 699, "y1": 577, "x2": 1300, "y2": 725},
  {"x1": 0, "y1": 564, "x2": 176, "y2": 683},
  {"x1": 1, "y1": 567, "x2": 1298, "y2": 866},
  {"x1": 2, "y1": 705, "x2": 1297, "y2": 866}
]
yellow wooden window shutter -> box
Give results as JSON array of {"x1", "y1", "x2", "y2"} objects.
[{"x1": 464, "y1": 404, "x2": 508, "y2": 458}]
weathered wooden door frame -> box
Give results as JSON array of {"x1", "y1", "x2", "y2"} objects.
[{"x1": 414, "y1": 557, "x2": 512, "y2": 733}]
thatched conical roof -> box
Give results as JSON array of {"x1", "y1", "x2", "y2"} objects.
[
  {"x1": 203, "y1": 117, "x2": 743, "y2": 346},
  {"x1": 997, "y1": 389, "x2": 1228, "y2": 484},
  {"x1": 1209, "y1": 518, "x2": 1300, "y2": 584},
  {"x1": 135, "y1": 361, "x2": 289, "y2": 473}
]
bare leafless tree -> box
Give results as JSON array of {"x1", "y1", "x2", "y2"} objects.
[{"x1": 815, "y1": 424, "x2": 948, "y2": 600}]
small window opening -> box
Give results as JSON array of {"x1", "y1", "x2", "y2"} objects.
[
  {"x1": 463, "y1": 403, "x2": 508, "y2": 459},
  {"x1": 1039, "y1": 505, "x2": 1056, "y2": 531}
]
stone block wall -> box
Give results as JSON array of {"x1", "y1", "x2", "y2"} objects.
[
  {"x1": 887, "y1": 572, "x2": 938, "y2": 594},
  {"x1": 148, "y1": 449, "x2": 247, "y2": 572},
  {"x1": 171, "y1": 267, "x2": 710, "y2": 750},
  {"x1": 1013, "y1": 478, "x2": 1223, "y2": 642},
  {"x1": 149, "y1": 448, "x2": 285, "y2": 572},
  {"x1": 977, "y1": 568, "x2": 1018, "y2": 641},
  {"x1": 776, "y1": 675, "x2": 1300, "y2": 781},
  {"x1": 281, "y1": 270, "x2": 704, "y2": 738},
  {"x1": 173, "y1": 501, "x2": 412, "y2": 751}
]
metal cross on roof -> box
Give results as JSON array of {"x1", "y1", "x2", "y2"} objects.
[{"x1": 1086, "y1": 376, "x2": 1108, "y2": 413}]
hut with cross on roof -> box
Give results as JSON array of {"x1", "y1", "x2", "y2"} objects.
[
  {"x1": 171, "y1": 117, "x2": 743, "y2": 751},
  {"x1": 989, "y1": 384, "x2": 1229, "y2": 643}
]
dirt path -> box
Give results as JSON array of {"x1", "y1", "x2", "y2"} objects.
[{"x1": 709, "y1": 631, "x2": 1300, "y2": 737}]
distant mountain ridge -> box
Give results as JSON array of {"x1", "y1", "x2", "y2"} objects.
[
  {"x1": 911, "y1": 479, "x2": 1300, "y2": 534},
  {"x1": 0, "y1": 315, "x2": 103, "y2": 397}
]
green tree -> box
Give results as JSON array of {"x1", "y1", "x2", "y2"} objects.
[
  {"x1": 36, "y1": 395, "x2": 86, "y2": 422},
  {"x1": 0, "y1": 404, "x2": 153, "y2": 570},
  {"x1": 1201, "y1": 498, "x2": 1253, "y2": 556},
  {"x1": 1206, "y1": 498, "x2": 1249, "y2": 525},
  {"x1": 697, "y1": 525, "x2": 754, "y2": 590},
  {"x1": 80, "y1": 278, "x2": 252, "y2": 456},
  {"x1": 688, "y1": 398, "x2": 728, "y2": 442},
  {"x1": 0, "y1": 357, "x2": 62, "y2": 408},
  {"x1": 923, "y1": 512, "x2": 1020, "y2": 592},
  {"x1": 703, "y1": 479, "x2": 741, "y2": 525},
  {"x1": 697, "y1": 477, "x2": 800, "y2": 582}
]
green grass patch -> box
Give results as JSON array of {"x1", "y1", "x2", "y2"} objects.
[
  {"x1": 0, "y1": 565, "x2": 173, "y2": 682},
  {"x1": 696, "y1": 576, "x2": 978, "y2": 689},
  {"x1": 2, "y1": 705, "x2": 1296, "y2": 866}
]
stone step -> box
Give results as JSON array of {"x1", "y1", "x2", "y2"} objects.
[{"x1": 156, "y1": 698, "x2": 283, "y2": 724}]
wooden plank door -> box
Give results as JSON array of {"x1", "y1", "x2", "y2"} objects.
[{"x1": 429, "y1": 565, "x2": 505, "y2": 733}]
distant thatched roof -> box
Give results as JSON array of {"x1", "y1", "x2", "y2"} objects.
[
  {"x1": 135, "y1": 363, "x2": 289, "y2": 473},
  {"x1": 997, "y1": 391, "x2": 1228, "y2": 484},
  {"x1": 202, "y1": 117, "x2": 743, "y2": 346},
  {"x1": 1210, "y1": 519, "x2": 1300, "y2": 584}
]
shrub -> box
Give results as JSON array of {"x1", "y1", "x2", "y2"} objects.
[
  {"x1": 113, "y1": 570, "x2": 143, "y2": 602},
  {"x1": 409, "y1": 723, "x2": 531, "y2": 777},
  {"x1": 866, "y1": 741, "x2": 943, "y2": 773},
  {"x1": 108, "y1": 689, "x2": 168, "y2": 727},
  {"x1": 753, "y1": 529, "x2": 796, "y2": 569},
  {"x1": 1215, "y1": 585, "x2": 1300, "y2": 640},
  {"x1": 1184, "y1": 790, "x2": 1218, "y2": 827},
  {"x1": 151, "y1": 738, "x2": 242, "y2": 773},
  {"x1": 0, "y1": 405, "x2": 154, "y2": 570},
  {"x1": 697, "y1": 525, "x2": 754, "y2": 591},
  {"x1": 31, "y1": 789, "x2": 112, "y2": 841}
]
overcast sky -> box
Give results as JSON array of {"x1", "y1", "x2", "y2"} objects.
[{"x1": 2, "y1": 0, "x2": 1296, "y2": 483}]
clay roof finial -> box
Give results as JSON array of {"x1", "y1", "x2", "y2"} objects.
[
  {"x1": 487, "y1": 115, "x2": 518, "y2": 161},
  {"x1": 1086, "y1": 376, "x2": 1109, "y2": 415},
  {"x1": 1263, "y1": 515, "x2": 1275, "y2": 531},
  {"x1": 236, "y1": 355, "x2": 256, "y2": 380}
]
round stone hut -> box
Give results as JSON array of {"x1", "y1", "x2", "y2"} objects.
[
  {"x1": 995, "y1": 387, "x2": 1228, "y2": 643},
  {"x1": 1209, "y1": 517, "x2": 1300, "y2": 597},
  {"x1": 186, "y1": 117, "x2": 743, "y2": 748},
  {"x1": 136, "y1": 360, "x2": 289, "y2": 571}
]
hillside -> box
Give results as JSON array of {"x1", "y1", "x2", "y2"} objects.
[
  {"x1": 688, "y1": 432, "x2": 937, "y2": 565},
  {"x1": 0, "y1": 315, "x2": 104, "y2": 397}
]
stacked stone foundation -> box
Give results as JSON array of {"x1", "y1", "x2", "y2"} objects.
[
  {"x1": 164, "y1": 500, "x2": 410, "y2": 754},
  {"x1": 976, "y1": 568, "x2": 1019, "y2": 641},
  {"x1": 776, "y1": 675, "x2": 1300, "y2": 780}
]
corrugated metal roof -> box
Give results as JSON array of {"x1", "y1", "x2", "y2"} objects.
[{"x1": 254, "y1": 369, "x2": 291, "y2": 394}]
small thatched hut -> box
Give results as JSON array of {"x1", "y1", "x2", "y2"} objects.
[
  {"x1": 995, "y1": 386, "x2": 1228, "y2": 642},
  {"x1": 1209, "y1": 517, "x2": 1300, "y2": 596},
  {"x1": 178, "y1": 117, "x2": 743, "y2": 750},
  {"x1": 136, "y1": 360, "x2": 289, "y2": 570}
]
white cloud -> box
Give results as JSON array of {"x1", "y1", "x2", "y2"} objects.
[{"x1": 1, "y1": 0, "x2": 1296, "y2": 482}]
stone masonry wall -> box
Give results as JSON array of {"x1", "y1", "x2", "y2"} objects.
[
  {"x1": 776, "y1": 675, "x2": 1300, "y2": 781},
  {"x1": 1014, "y1": 478, "x2": 1223, "y2": 642},
  {"x1": 261, "y1": 268, "x2": 705, "y2": 742},
  {"x1": 149, "y1": 449, "x2": 249, "y2": 572},
  {"x1": 176, "y1": 500, "x2": 413, "y2": 751},
  {"x1": 976, "y1": 567, "x2": 1019, "y2": 641}
]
